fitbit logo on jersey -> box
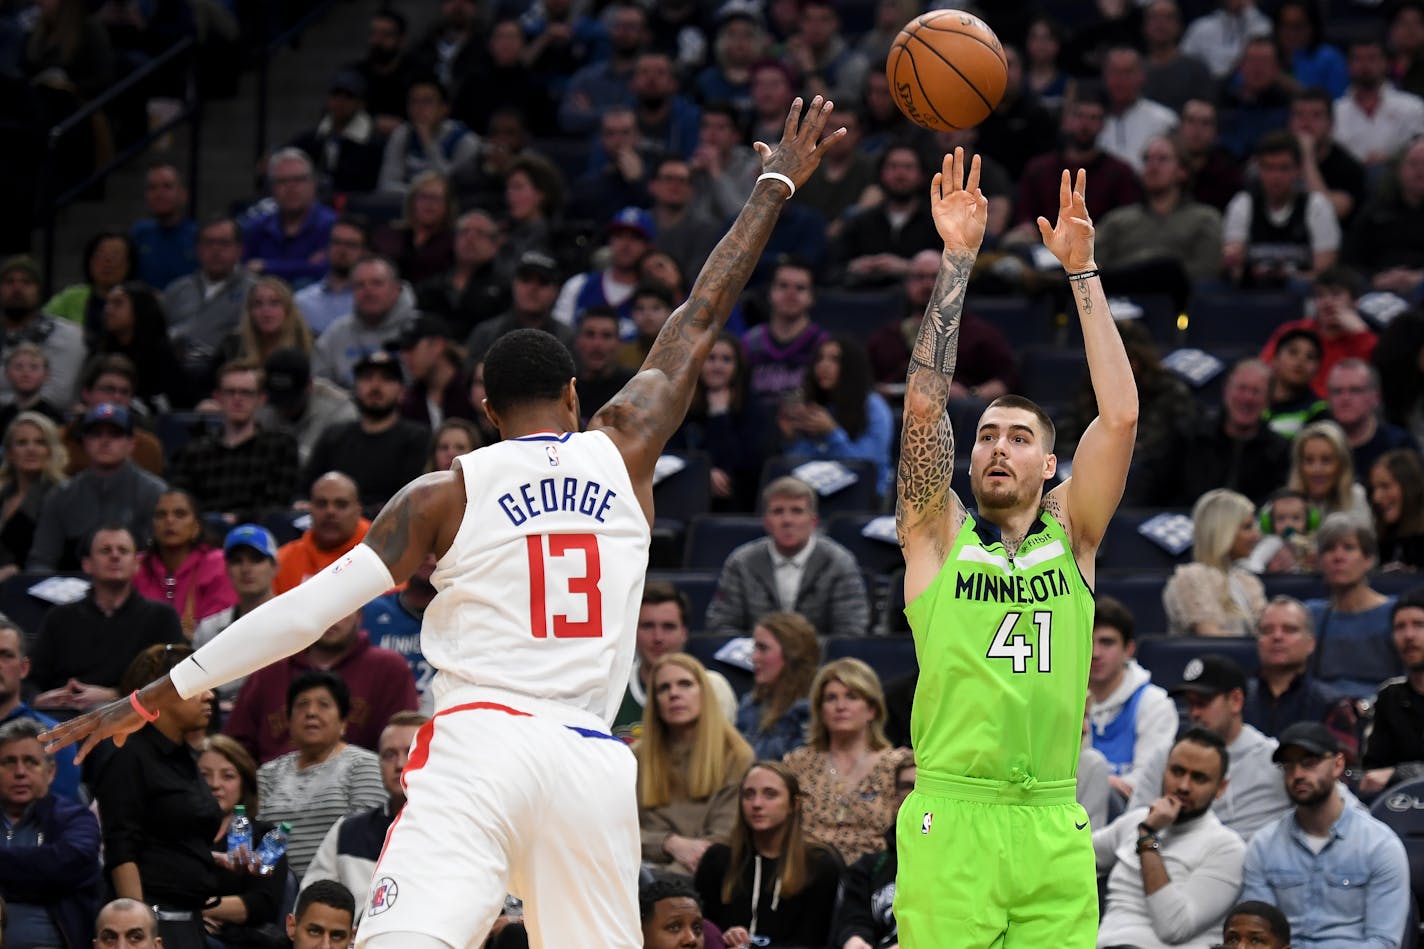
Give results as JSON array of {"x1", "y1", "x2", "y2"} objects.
[
  {"x1": 498, "y1": 477, "x2": 618, "y2": 526},
  {"x1": 953, "y1": 568, "x2": 1071, "y2": 604}
]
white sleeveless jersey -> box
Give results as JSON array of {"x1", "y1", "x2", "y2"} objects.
[{"x1": 422, "y1": 429, "x2": 650, "y2": 725}]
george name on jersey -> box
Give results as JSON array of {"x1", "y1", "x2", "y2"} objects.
[
  {"x1": 497, "y1": 476, "x2": 618, "y2": 527},
  {"x1": 953, "y1": 567, "x2": 1072, "y2": 605}
]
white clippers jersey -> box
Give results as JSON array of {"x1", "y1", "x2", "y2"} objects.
[{"x1": 422, "y1": 429, "x2": 650, "y2": 725}]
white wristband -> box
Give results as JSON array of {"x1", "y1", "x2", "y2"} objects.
[{"x1": 756, "y1": 172, "x2": 795, "y2": 197}]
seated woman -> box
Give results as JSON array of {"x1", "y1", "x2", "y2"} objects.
[
  {"x1": 0, "y1": 410, "x2": 67, "y2": 580},
  {"x1": 425, "y1": 417, "x2": 483, "y2": 473},
  {"x1": 666, "y1": 332, "x2": 768, "y2": 513},
  {"x1": 783, "y1": 658, "x2": 910, "y2": 865},
  {"x1": 198, "y1": 735, "x2": 288, "y2": 947},
  {"x1": 778, "y1": 335, "x2": 894, "y2": 499},
  {"x1": 1163, "y1": 489, "x2": 1268, "y2": 637},
  {"x1": 735, "y1": 612, "x2": 820, "y2": 760},
  {"x1": 1288, "y1": 420, "x2": 1370, "y2": 519},
  {"x1": 211, "y1": 278, "x2": 314, "y2": 388},
  {"x1": 1370, "y1": 448, "x2": 1424, "y2": 571},
  {"x1": 256, "y1": 670, "x2": 386, "y2": 879},
  {"x1": 693, "y1": 761, "x2": 842, "y2": 948},
  {"x1": 371, "y1": 170, "x2": 456, "y2": 285},
  {"x1": 134, "y1": 489, "x2": 236, "y2": 637},
  {"x1": 637, "y1": 653, "x2": 755, "y2": 877},
  {"x1": 96, "y1": 282, "x2": 190, "y2": 411}
]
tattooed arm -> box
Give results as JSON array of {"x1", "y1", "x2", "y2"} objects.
[
  {"x1": 898, "y1": 150, "x2": 987, "y2": 602},
  {"x1": 591, "y1": 97, "x2": 845, "y2": 521}
]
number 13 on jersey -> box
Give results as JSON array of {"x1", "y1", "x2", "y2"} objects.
[
  {"x1": 987, "y1": 610, "x2": 1052, "y2": 673},
  {"x1": 526, "y1": 533, "x2": 603, "y2": 639}
]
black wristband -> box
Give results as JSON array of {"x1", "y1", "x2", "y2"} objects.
[{"x1": 1067, "y1": 268, "x2": 1100, "y2": 282}]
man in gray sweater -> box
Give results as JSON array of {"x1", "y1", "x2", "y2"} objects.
[
  {"x1": 163, "y1": 218, "x2": 256, "y2": 381},
  {"x1": 311, "y1": 256, "x2": 415, "y2": 388}
]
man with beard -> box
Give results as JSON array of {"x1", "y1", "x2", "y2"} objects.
[
  {"x1": 303, "y1": 351, "x2": 429, "y2": 511},
  {"x1": 0, "y1": 256, "x2": 84, "y2": 406},
  {"x1": 463, "y1": 250, "x2": 573, "y2": 365},
  {"x1": 1093, "y1": 728, "x2": 1246, "y2": 949},
  {"x1": 295, "y1": 217, "x2": 372, "y2": 337},
  {"x1": 1359, "y1": 587, "x2": 1424, "y2": 795},
  {"x1": 558, "y1": 1, "x2": 649, "y2": 135},
  {"x1": 1242, "y1": 721, "x2": 1409, "y2": 948},
  {"x1": 830, "y1": 144, "x2": 940, "y2": 288},
  {"x1": 352, "y1": 9, "x2": 417, "y2": 136},
  {"x1": 311, "y1": 256, "x2": 417, "y2": 389},
  {"x1": 362, "y1": 556, "x2": 438, "y2": 715},
  {"x1": 629, "y1": 51, "x2": 701, "y2": 160}
]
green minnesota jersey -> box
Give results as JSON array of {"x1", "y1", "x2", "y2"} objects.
[{"x1": 906, "y1": 509, "x2": 1094, "y2": 784}]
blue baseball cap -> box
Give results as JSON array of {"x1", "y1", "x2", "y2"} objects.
[
  {"x1": 223, "y1": 524, "x2": 278, "y2": 561},
  {"x1": 607, "y1": 206, "x2": 654, "y2": 241},
  {"x1": 80, "y1": 402, "x2": 133, "y2": 435}
]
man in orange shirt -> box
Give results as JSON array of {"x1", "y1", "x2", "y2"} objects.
[{"x1": 274, "y1": 472, "x2": 370, "y2": 593}]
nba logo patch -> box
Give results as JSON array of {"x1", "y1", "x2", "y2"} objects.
[
  {"x1": 921, "y1": 812, "x2": 933, "y2": 835},
  {"x1": 369, "y1": 877, "x2": 399, "y2": 916},
  {"x1": 546, "y1": 445, "x2": 560, "y2": 467},
  {"x1": 330, "y1": 556, "x2": 352, "y2": 575}
]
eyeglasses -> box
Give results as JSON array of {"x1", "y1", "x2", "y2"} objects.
[
  {"x1": 219, "y1": 387, "x2": 260, "y2": 398},
  {"x1": 1276, "y1": 753, "x2": 1328, "y2": 772}
]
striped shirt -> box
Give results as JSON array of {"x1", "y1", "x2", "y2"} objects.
[{"x1": 257, "y1": 744, "x2": 386, "y2": 877}]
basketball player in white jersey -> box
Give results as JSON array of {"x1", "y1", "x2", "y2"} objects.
[{"x1": 40, "y1": 98, "x2": 845, "y2": 949}]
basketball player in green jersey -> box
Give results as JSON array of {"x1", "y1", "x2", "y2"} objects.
[{"x1": 891, "y1": 151, "x2": 1138, "y2": 947}]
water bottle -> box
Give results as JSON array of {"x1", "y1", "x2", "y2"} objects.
[
  {"x1": 253, "y1": 822, "x2": 292, "y2": 876},
  {"x1": 226, "y1": 805, "x2": 251, "y2": 860}
]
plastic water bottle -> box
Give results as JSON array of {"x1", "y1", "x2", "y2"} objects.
[
  {"x1": 253, "y1": 822, "x2": 292, "y2": 875},
  {"x1": 226, "y1": 805, "x2": 251, "y2": 859}
]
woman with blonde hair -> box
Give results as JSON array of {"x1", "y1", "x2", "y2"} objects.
[
  {"x1": 735, "y1": 612, "x2": 820, "y2": 760},
  {"x1": 637, "y1": 653, "x2": 755, "y2": 876},
  {"x1": 372, "y1": 169, "x2": 456, "y2": 284},
  {"x1": 1288, "y1": 420, "x2": 1370, "y2": 518},
  {"x1": 1162, "y1": 489, "x2": 1268, "y2": 637},
  {"x1": 0, "y1": 410, "x2": 67, "y2": 578},
  {"x1": 212, "y1": 277, "x2": 314, "y2": 378},
  {"x1": 784, "y1": 658, "x2": 910, "y2": 864}
]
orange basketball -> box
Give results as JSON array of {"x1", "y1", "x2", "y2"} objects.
[{"x1": 886, "y1": 10, "x2": 1008, "y2": 131}]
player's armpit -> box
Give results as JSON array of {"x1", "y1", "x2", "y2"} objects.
[
  {"x1": 1060, "y1": 412, "x2": 1135, "y2": 552},
  {"x1": 363, "y1": 470, "x2": 464, "y2": 583}
]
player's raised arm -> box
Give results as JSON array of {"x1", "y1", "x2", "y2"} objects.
[
  {"x1": 39, "y1": 470, "x2": 462, "y2": 763},
  {"x1": 896, "y1": 148, "x2": 986, "y2": 596},
  {"x1": 1037, "y1": 169, "x2": 1138, "y2": 558},
  {"x1": 590, "y1": 96, "x2": 844, "y2": 485}
]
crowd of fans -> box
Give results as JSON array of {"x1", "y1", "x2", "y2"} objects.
[{"x1": 4, "y1": 0, "x2": 1424, "y2": 946}]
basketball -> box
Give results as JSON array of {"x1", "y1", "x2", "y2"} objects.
[{"x1": 887, "y1": 10, "x2": 1008, "y2": 132}]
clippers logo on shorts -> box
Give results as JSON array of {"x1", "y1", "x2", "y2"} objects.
[
  {"x1": 921, "y1": 812, "x2": 933, "y2": 835},
  {"x1": 546, "y1": 445, "x2": 560, "y2": 467},
  {"x1": 369, "y1": 877, "x2": 399, "y2": 916}
]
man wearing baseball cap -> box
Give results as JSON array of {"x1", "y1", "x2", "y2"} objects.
[
  {"x1": 1241, "y1": 720, "x2": 1410, "y2": 947},
  {"x1": 1128, "y1": 654, "x2": 1293, "y2": 841},
  {"x1": 550, "y1": 207, "x2": 653, "y2": 330},
  {"x1": 463, "y1": 251, "x2": 573, "y2": 365},
  {"x1": 190, "y1": 524, "x2": 280, "y2": 712},
  {"x1": 257, "y1": 348, "x2": 359, "y2": 468}
]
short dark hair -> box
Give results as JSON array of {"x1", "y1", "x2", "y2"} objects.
[
  {"x1": 1175, "y1": 725, "x2": 1230, "y2": 778},
  {"x1": 577, "y1": 305, "x2": 619, "y2": 329},
  {"x1": 483, "y1": 329, "x2": 576, "y2": 415},
  {"x1": 1312, "y1": 264, "x2": 1364, "y2": 298},
  {"x1": 771, "y1": 254, "x2": 815, "y2": 285},
  {"x1": 1291, "y1": 85, "x2": 1333, "y2": 111},
  {"x1": 700, "y1": 100, "x2": 743, "y2": 132},
  {"x1": 331, "y1": 214, "x2": 369, "y2": 242},
  {"x1": 641, "y1": 581, "x2": 690, "y2": 628},
  {"x1": 84, "y1": 523, "x2": 136, "y2": 560},
  {"x1": 633, "y1": 281, "x2": 676, "y2": 308},
  {"x1": 984, "y1": 395, "x2": 1057, "y2": 452},
  {"x1": 81, "y1": 353, "x2": 138, "y2": 390},
  {"x1": 1256, "y1": 128, "x2": 1301, "y2": 163},
  {"x1": 1224, "y1": 901, "x2": 1291, "y2": 942},
  {"x1": 1094, "y1": 595, "x2": 1135, "y2": 643},
  {"x1": 639, "y1": 873, "x2": 701, "y2": 922},
  {"x1": 294, "y1": 880, "x2": 355, "y2": 923},
  {"x1": 286, "y1": 669, "x2": 351, "y2": 720},
  {"x1": 198, "y1": 216, "x2": 241, "y2": 243},
  {"x1": 1392, "y1": 585, "x2": 1424, "y2": 626}
]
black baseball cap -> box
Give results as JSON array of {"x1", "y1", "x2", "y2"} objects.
[
  {"x1": 263, "y1": 348, "x2": 311, "y2": 407},
  {"x1": 352, "y1": 348, "x2": 404, "y2": 379},
  {"x1": 1272, "y1": 721, "x2": 1341, "y2": 760},
  {"x1": 1169, "y1": 654, "x2": 1248, "y2": 697},
  {"x1": 386, "y1": 314, "x2": 450, "y2": 352},
  {"x1": 514, "y1": 250, "x2": 559, "y2": 282}
]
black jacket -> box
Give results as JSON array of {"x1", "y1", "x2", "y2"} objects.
[{"x1": 830, "y1": 828, "x2": 899, "y2": 948}]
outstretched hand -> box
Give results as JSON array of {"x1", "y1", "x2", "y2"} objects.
[
  {"x1": 39, "y1": 690, "x2": 150, "y2": 763},
  {"x1": 930, "y1": 148, "x2": 988, "y2": 255},
  {"x1": 753, "y1": 95, "x2": 847, "y2": 191},
  {"x1": 1037, "y1": 168, "x2": 1097, "y2": 273}
]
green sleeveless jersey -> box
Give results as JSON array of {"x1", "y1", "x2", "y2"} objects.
[{"x1": 905, "y1": 510, "x2": 1094, "y2": 784}]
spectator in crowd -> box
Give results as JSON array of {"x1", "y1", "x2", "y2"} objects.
[
  {"x1": 1098, "y1": 46, "x2": 1179, "y2": 175},
  {"x1": 311, "y1": 257, "x2": 416, "y2": 390},
  {"x1": 303, "y1": 711, "x2": 427, "y2": 918},
  {"x1": 647, "y1": 156, "x2": 721, "y2": 281},
  {"x1": 0, "y1": 343, "x2": 64, "y2": 434},
  {"x1": 1274, "y1": 0, "x2": 1347, "y2": 98},
  {"x1": 557, "y1": 0, "x2": 646, "y2": 135},
  {"x1": 747, "y1": 59, "x2": 800, "y2": 148},
  {"x1": 391, "y1": 316, "x2": 472, "y2": 430},
  {"x1": 1306, "y1": 511, "x2": 1404, "y2": 698},
  {"x1": 0, "y1": 716, "x2": 100, "y2": 949},
  {"x1": 91, "y1": 643, "x2": 219, "y2": 947},
  {"x1": 0, "y1": 617, "x2": 80, "y2": 799},
  {"x1": 293, "y1": 217, "x2": 370, "y2": 339},
  {"x1": 377, "y1": 79, "x2": 478, "y2": 197},
  {"x1": 1094, "y1": 728, "x2": 1247, "y2": 949},
  {"x1": 1370, "y1": 449, "x2": 1424, "y2": 570},
  {"x1": 1287, "y1": 420, "x2": 1370, "y2": 520},
  {"x1": 693, "y1": 4, "x2": 765, "y2": 110},
  {"x1": 1141, "y1": 0, "x2": 1214, "y2": 114},
  {"x1": 782, "y1": 0, "x2": 867, "y2": 107},
  {"x1": 693, "y1": 762, "x2": 841, "y2": 947},
  {"x1": 407, "y1": 0, "x2": 485, "y2": 103},
  {"x1": 289, "y1": 69, "x2": 386, "y2": 195},
  {"x1": 1177, "y1": 98, "x2": 1244, "y2": 212},
  {"x1": 1288, "y1": 87, "x2": 1366, "y2": 224},
  {"x1": 0, "y1": 257, "x2": 84, "y2": 408},
  {"x1": 214, "y1": 278, "x2": 315, "y2": 385},
  {"x1": 688, "y1": 102, "x2": 762, "y2": 226},
  {"x1": 828, "y1": 751, "x2": 915, "y2": 949},
  {"x1": 785, "y1": 659, "x2": 908, "y2": 866},
  {"x1": 1218, "y1": 37, "x2": 1293, "y2": 159},
  {"x1": 258, "y1": 349, "x2": 358, "y2": 469},
  {"x1": 1262, "y1": 268, "x2": 1376, "y2": 399},
  {"x1": 1244, "y1": 596, "x2": 1356, "y2": 747},
  {"x1": 1023, "y1": 14, "x2": 1071, "y2": 113},
  {"x1": 553, "y1": 207, "x2": 653, "y2": 329},
  {"x1": 1334, "y1": 36, "x2": 1424, "y2": 168},
  {"x1": 1222, "y1": 131, "x2": 1340, "y2": 288},
  {"x1": 495, "y1": 154, "x2": 566, "y2": 279},
  {"x1": 196, "y1": 735, "x2": 288, "y2": 947},
  {"x1": 741, "y1": 257, "x2": 828, "y2": 412},
  {"x1": 424, "y1": 418, "x2": 481, "y2": 473},
  {"x1": 1088, "y1": 596, "x2": 1178, "y2": 802},
  {"x1": 1344, "y1": 137, "x2": 1424, "y2": 297},
  {"x1": 616, "y1": 280, "x2": 675, "y2": 371},
  {"x1": 1129, "y1": 655, "x2": 1292, "y2": 841},
  {"x1": 28, "y1": 405, "x2": 167, "y2": 572},
  {"x1": 1164, "y1": 489, "x2": 1268, "y2": 638},
  {"x1": 466, "y1": 251, "x2": 573, "y2": 365},
  {"x1": 1181, "y1": 0, "x2": 1272, "y2": 80},
  {"x1": 572, "y1": 307, "x2": 635, "y2": 425},
  {"x1": 130, "y1": 163, "x2": 196, "y2": 292},
  {"x1": 707, "y1": 477, "x2": 869, "y2": 638},
  {"x1": 793, "y1": 109, "x2": 875, "y2": 241},
  {"x1": 44, "y1": 231, "x2": 135, "y2": 342},
  {"x1": 415, "y1": 209, "x2": 510, "y2": 341},
  {"x1": 22, "y1": 0, "x2": 113, "y2": 101},
  {"x1": 286, "y1": 880, "x2": 355, "y2": 949},
  {"x1": 361, "y1": 554, "x2": 437, "y2": 716},
  {"x1": 192, "y1": 524, "x2": 278, "y2": 714},
  {"x1": 133, "y1": 489, "x2": 235, "y2": 636},
  {"x1": 637, "y1": 653, "x2": 753, "y2": 877},
  {"x1": 255, "y1": 670, "x2": 387, "y2": 878},
  {"x1": 170, "y1": 361, "x2": 301, "y2": 521},
  {"x1": 778, "y1": 335, "x2": 893, "y2": 498},
  {"x1": 93, "y1": 900, "x2": 162, "y2": 949},
  {"x1": 628, "y1": 51, "x2": 700, "y2": 160},
  {"x1": 1151, "y1": 359, "x2": 1291, "y2": 507},
  {"x1": 351, "y1": 8, "x2": 416, "y2": 136},
  {"x1": 1393, "y1": 1, "x2": 1424, "y2": 96},
  {"x1": 975, "y1": 46, "x2": 1059, "y2": 181},
  {"x1": 451, "y1": 18, "x2": 552, "y2": 137},
  {"x1": 1326, "y1": 359, "x2": 1416, "y2": 480},
  {"x1": 735, "y1": 612, "x2": 818, "y2": 761},
  {"x1": 639, "y1": 872, "x2": 710, "y2": 949},
  {"x1": 242, "y1": 149, "x2": 337, "y2": 290},
  {"x1": 165, "y1": 218, "x2": 257, "y2": 385},
  {"x1": 304, "y1": 351, "x2": 428, "y2": 510},
  {"x1": 0, "y1": 411, "x2": 67, "y2": 577},
  {"x1": 95, "y1": 282, "x2": 188, "y2": 411},
  {"x1": 831, "y1": 144, "x2": 940, "y2": 288},
  {"x1": 61, "y1": 355, "x2": 162, "y2": 476},
  {"x1": 226, "y1": 609, "x2": 417, "y2": 764},
  {"x1": 1360, "y1": 587, "x2": 1424, "y2": 794},
  {"x1": 1241, "y1": 721, "x2": 1410, "y2": 945},
  {"x1": 273, "y1": 471, "x2": 369, "y2": 594},
  {"x1": 1217, "y1": 901, "x2": 1292, "y2": 949},
  {"x1": 1262, "y1": 327, "x2": 1327, "y2": 439}
]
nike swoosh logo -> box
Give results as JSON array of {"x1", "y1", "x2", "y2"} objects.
[{"x1": 1074, "y1": 820, "x2": 1088, "y2": 830}]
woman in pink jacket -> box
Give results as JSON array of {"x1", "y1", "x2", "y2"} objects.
[{"x1": 134, "y1": 489, "x2": 235, "y2": 636}]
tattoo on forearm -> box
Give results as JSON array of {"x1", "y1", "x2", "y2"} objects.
[
  {"x1": 1074, "y1": 279, "x2": 1093, "y2": 316},
  {"x1": 909, "y1": 251, "x2": 971, "y2": 375}
]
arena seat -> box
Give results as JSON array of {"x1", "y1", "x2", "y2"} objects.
[
  {"x1": 0, "y1": 572, "x2": 87, "y2": 651},
  {"x1": 155, "y1": 411, "x2": 222, "y2": 463},
  {"x1": 651, "y1": 452, "x2": 711, "y2": 566},
  {"x1": 1020, "y1": 347, "x2": 1087, "y2": 404},
  {"x1": 1185, "y1": 289, "x2": 1302, "y2": 349},
  {"x1": 1260, "y1": 574, "x2": 1328, "y2": 602},
  {"x1": 757, "y1": 456, "x2": 883, "y2": 517},
  {"x1": 682, "y1": 515, "x2": 763, "y2": 570},
  {"x1": 824, "y1": 512, "x2": 903, "y2": 583},
  {"x1": 1369, "y1": 777, "x2": 1424, "y2": 946},
  {"x1": 685, "y1": 633, "x2": 753, "y2": 695},
  {"x1": 811, "y1": 287, "x2": 902, "y2": 337},
  {"x1": 644, "y1": 570, "x2": 720, "y2": 633},
  {"x1": 824, "y1": 634, "x2": 917, "y2": 683},
  {"x1": 971, "y1": 296, "x2": 1056, "y2": 348},
  {"x1": 1134, "y1": 636, "x2": 1260, "y2": 686},
  {"x1": 1096, "y1": 571, "x2": 1171, "y2": 636},
  {"x1": 1098, "y1": 508, "x2": 1194, "y2": 572}
]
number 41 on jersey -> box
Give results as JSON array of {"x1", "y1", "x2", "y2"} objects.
[{"x1": 987, "y1": 610, "x2": 1052, "y2": 673}]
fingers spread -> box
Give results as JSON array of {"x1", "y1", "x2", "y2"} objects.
[
  {"x1": 1036, "y1": 217, "x2": 1053, "y2": 240},
  {"x1": 1075, "y1": 167, "x2": 1088, "y2": 203},
  {"x1": 1058, "y1": 169, "x2": 1071, "y2": 208},
  {"x1": 966, "y1": 153, "x2": 982, "y2": 194},
  {"x1": 783, "y1": 96, "x2": 803, "y2": 140},
  {"x1": 931, "y1": 171, "x2": 943, "y2": 201},
  {"x1": 803, "y1": 96, "x2": 830, "y2": 139}
]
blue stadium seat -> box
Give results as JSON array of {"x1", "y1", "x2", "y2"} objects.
[
  {"x1": 1261, "y1": 574, "x2": 1328, "y2": 603},
  {"x1": 0, "y1": 572, "x2": 87, "y2": 650},
  {"x1": 654, "y1": 453, "x2": 711, "y2": 524},
  {"x1": 824, "y1": 512, "x2": 903, "y2": 582},
  {"x1": 340, "y1": 190, "x2": 404, "y2": 230},
  {"x1": 1020, "y1": 347, "x2": 1087, "y2": 404},
  {"x1": 644, "y1": 570, "x2": 720, "y2": 633},
  {"x1": 1098, "y1": 509, "x2": 1193, "y2": 572},
  {"x1": 682, "y1": 515, "x2": 763, "y2": 570},
  {"x1": 262, "y1": 509, "x2": 303, "y2": 546},
  {"x1": 824, "y1": 635, "x2": 917, "y2": 684},
  {"x1": 971, "y1": 296, "x2": 1055, "y2": 348},
  {"x1": 811, "y1": 287, "x2": 902, "y2": 337},
  {"x1": 1134, "y1": 636, "x2": 1260, "y2": 687},
  {"x1": 1370, "y1": 776, "x2": 1424, "y2": 940},
  {"x1": 1380, "y1": 573, "x2": 1424, "y2": 598},
  {"x1": 758, "y1": 456, "x2": 883, "y2": 517},
  {"x1": 155, "y1": 412, "x2": 222, "y2": 463},
  {"x1": 685, "y1": 633, "x2": 754, "y2": 696},
  {"x1": 1185, "y1": 290, "x2": 1303, "y2": 349},
  {"x1": 1096, "y1": 571, "x2": 1172, "y2": 637}
]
